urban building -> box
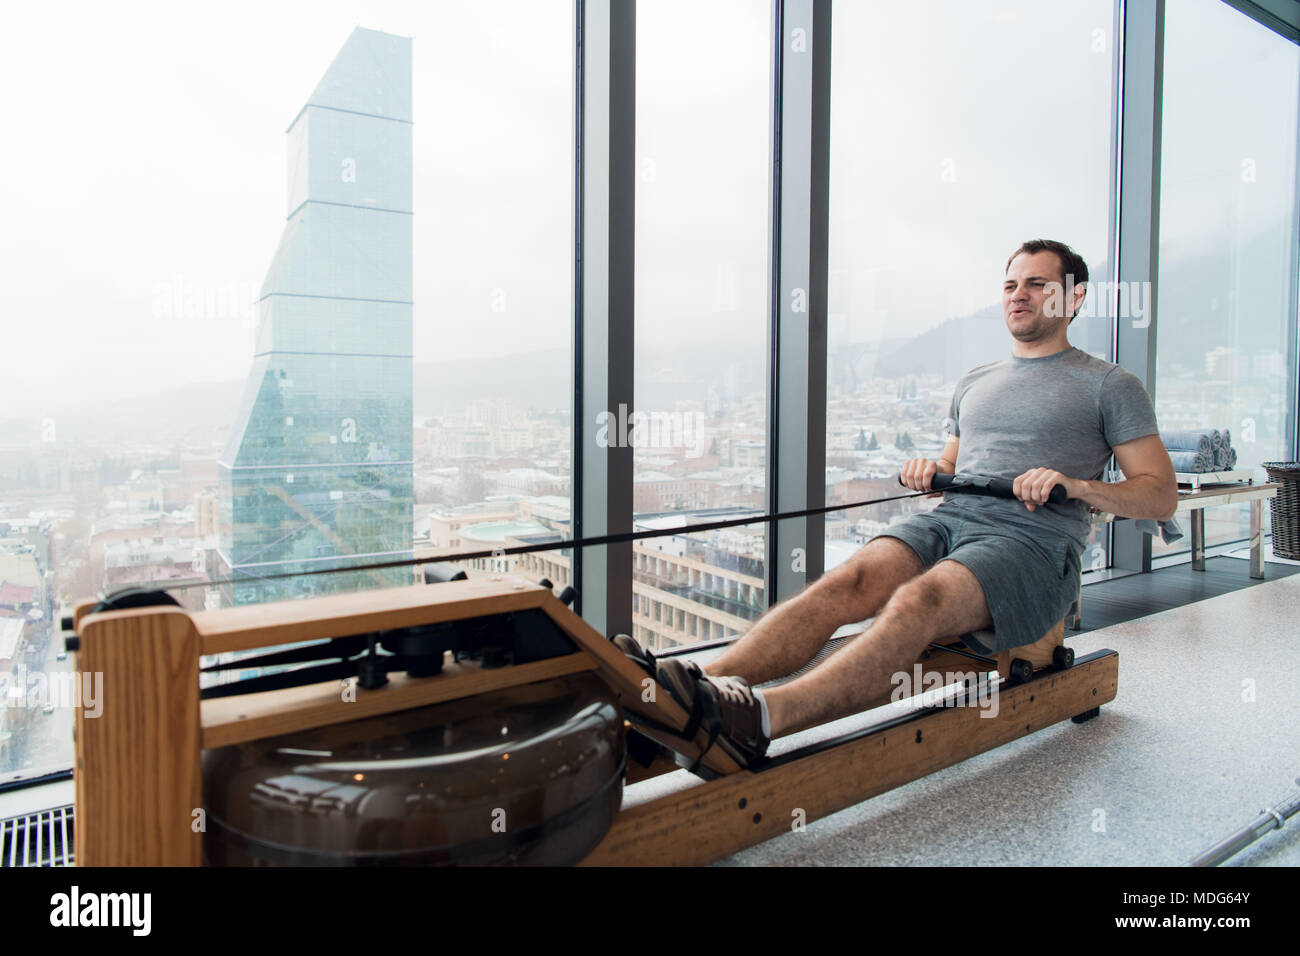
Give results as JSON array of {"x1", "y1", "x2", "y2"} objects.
[{"x1": 217, "y1": 27, "x2": 415, "y2": 606}]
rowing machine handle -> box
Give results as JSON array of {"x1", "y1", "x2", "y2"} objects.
[{"x1": 899, "y1": 471, "x2": 1067, "y2": 505}]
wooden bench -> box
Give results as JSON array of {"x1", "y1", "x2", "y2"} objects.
[{"x1": 1069, "y1": 479, "x2": 1280, "y2": 628}]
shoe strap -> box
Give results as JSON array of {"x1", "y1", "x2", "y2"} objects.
[
  {"x1": 617, "y1": 666, "x2": 723, "y2": 776},
  {"x1": 685, "y1": 682, "x2": 723, "y2": 776}
]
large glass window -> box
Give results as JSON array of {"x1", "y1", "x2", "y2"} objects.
[
  {"x1": 0, "y1": 0, "x2": 572, "y2": 785},
  {"x1": 826, "y1": 1, "x2": 1118, "y2": 577},
  {"x1": 1153, "y1": 0, "x2": 1300, "y2": 559},
  {"x1": 4, "y1": 0, "x2": 1296, "y2": 804},
  {"x1": 633, "y1": 0, "x2": 772, "y2": 652}
]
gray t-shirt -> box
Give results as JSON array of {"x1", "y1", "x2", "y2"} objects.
[{"x1": 938, "y1": 346, "x2": 1160, "y2": 557}]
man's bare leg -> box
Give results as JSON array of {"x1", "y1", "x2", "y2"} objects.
[
  {"x1": 704, "y1": 536, "x2": 926, "y2": 686},
  {"x1": 762, "y1": 558, "x2": 993, "y2": 737}
]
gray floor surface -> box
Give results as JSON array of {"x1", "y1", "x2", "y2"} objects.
[{"x1": 624, "y1": 570, "x2": 1300, "y2": 866}]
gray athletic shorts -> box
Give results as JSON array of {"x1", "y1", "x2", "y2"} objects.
[{"x1": 875, "y1": 505, "x2": 1082, "y2": 655}]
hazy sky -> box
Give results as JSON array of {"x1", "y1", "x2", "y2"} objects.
[
  {"x1": 2, "y1": 0, "x2": 576, "y2": 415},
  {"x1": 1, "y1": 0, "x2": 1295, "y2": 419}
]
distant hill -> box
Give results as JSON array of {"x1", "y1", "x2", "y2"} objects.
[{"x1": 413, "y1": 341, "x2": 768, "y2": 417}]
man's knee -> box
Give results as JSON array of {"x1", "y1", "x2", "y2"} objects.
[
  {"x1": 847, "y1": 536, "x2": 925, "y2": 592},
  {"x1": 879, "y1": 572, "x2": 942, "y2": 622},
  {"x1": 878, "y1": 559, "x2": 991, "y2": 637},
  {"x1": 815, "y1": 536, "x2": 925, "y2": 612}
]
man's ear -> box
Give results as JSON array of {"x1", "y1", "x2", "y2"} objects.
[{"x1": 1069, "y1": 282, "x2": 1086, "y2": 322}]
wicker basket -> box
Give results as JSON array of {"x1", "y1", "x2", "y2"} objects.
[{"x1": 1262, "y1": 462, "x2": 1300, "y2": 559}]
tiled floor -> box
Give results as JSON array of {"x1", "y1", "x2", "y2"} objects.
[{"x1": 1075, "y1": 554, "x2": 1300, "y2": 634}]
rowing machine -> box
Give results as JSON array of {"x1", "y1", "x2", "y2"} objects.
[{"x1": 66, "y1": 566, "x2": 1113, "y2": 866}]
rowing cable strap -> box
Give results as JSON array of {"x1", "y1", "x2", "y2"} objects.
[
  {"x1": 164, "y1": 487, "x2": 929, "y2": 593},
  {"x1": 184, "y1": 483, "x2": 932, "y2": 769}
]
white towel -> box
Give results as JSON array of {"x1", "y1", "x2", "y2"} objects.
[{"x1": 1133, "y1": 516, "x2": 1185, "y2": 544}]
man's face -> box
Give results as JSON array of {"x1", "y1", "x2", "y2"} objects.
[{"x1": 1002, "y1": 250, "x2": 1082, "y2": 342}]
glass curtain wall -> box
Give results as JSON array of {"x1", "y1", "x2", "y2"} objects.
[
  {"x1": 825, "y1": 1, "x2": 1118, "y2": 577},
  {"x1": 1153, "y1": 0, "x2": 1300, "y2": 560},
  {"x1": 0, "y1": 0, "x2": 573, "y2": 784},
  {"x1": 632, "y1": 0, "x2": 773, "y2": 653}
]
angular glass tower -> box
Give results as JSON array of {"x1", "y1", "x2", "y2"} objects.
[{"x1": 218, "y1": 28, "x2": 414, "y2": 606}]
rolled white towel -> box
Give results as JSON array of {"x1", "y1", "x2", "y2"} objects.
[
  {"x1": 1169, "y1": 449, "x2": 1214, "y2": 473},
  {"x1": 1162, "y1": 429, "x2": 1214, "y2": 454}
]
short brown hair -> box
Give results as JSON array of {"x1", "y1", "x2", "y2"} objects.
[{"x1": 1006, "y1": 239, "x2": 1089, "y2": 323}]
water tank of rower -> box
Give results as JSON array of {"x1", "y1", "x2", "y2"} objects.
[{"x1": 201, "y1": 672, "x2": 624, "y2": 866}]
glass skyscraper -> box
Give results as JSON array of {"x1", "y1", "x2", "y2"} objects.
[{"x1": 218, "y1": 27, "x2": 414, "y2": 606}]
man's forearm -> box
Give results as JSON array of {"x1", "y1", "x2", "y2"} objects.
[{"x1": 1076, "y1": 474, "x2": 1178, "y2": 521}]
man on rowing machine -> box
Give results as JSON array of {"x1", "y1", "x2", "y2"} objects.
[{"x1": 618, "y1": 238, "x2": 1178, "y2": 768}]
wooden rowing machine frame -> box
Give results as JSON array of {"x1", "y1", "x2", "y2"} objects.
[{"x1": 68, "y1": 574, "x2": 1116, "y2": 866}]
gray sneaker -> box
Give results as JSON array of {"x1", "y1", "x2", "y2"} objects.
[
  {"x1": 655, "y1": 658, "x2": 769, "y2": 768},
  {"x1": 610, "y1": 633, "x2": 656, "y2": 677}
]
